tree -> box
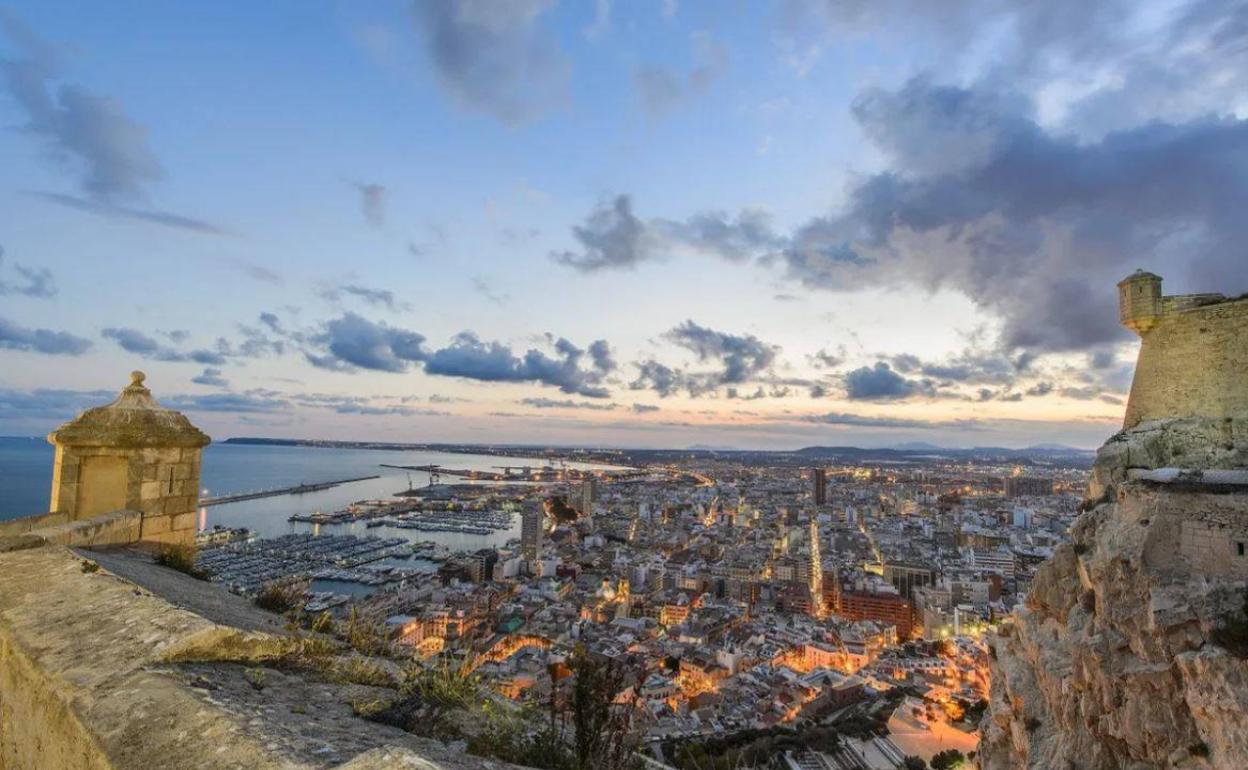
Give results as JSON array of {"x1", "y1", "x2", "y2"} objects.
[
  {"x1": 931, "y1": 749, "x2": 966, "y2": 769},
  {"x1": 903, "y1": 757, "x2": 928, "y2": 770},
  {"x1": 569, "y1": 646, "x2": 638, "y2": 770}
]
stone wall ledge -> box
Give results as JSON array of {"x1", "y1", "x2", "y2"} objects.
[
  {"x1": 1128, "y1": 468, "x2": 1248, "y2": 485},
  {"x1": 0, "y1": 510, "x2": 142, "y2": 554},
  {"x1": 0, "y1": 543, "x2": 519, "y2": 770}
]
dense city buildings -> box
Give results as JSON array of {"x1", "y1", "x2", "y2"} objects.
[{"x1": 177, "y1": 441, "x2": 1086, "y2": 767}]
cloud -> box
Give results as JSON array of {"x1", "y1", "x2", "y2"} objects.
[
  {"x1": 779, "y1": 76, "x2": 1248, "y2": 353},
  {"x1": 0, "y1": 387, "x2": 112, "y2": 419},
  {"x1": 411, "y1": 0, "x2": 569, "y2": 125},
  {"x1": 355, "y1": 182, "x2": 387, "y2": 227},
  {"x1": 843, "y1": 362, "x2": 933, "y2": 400},
  {"x1": 631, "y1": 403, "x2": 660, "y2": 413},
  {"x1": 321, "y1": 284, "x2": 408, "y2": 312},
  {"x1": 630, "y1": 322, "x2": 780, "y2": 398},
  {"x1": 24, "y1": 190, "x2": 228, "y2": 236},
  {"x1": 0, "y1": 12, "x2": 162, "y2": 201},
  {"x1": 162, "y1": 392, "x2": 291, "y2": 414},
  {"x1": 101, "y1": 327, "x2": 227, "y2": 365},
  {"x1": 307, "y1": 313, "x2": 615, "y2": 397},
  {"x1": 794, "y1": 410, "x2": 979, "y2": 430},
  {"x1": 423, "y1": 332, "x2": 614, "y2": 398},
  {"x1": 554, "y1": 195, "x2": 780, "y2": 272},
  {"x1": 665, "y1": 320, "x2": 777, "y2": 383},
  {"x1": 310, "y1": 313, "x2": 427, "y2": 373},
  {"x1": 0, "y1": 246, "x2": 55, "y2": 298},
  {"x1": 191, "y1": 367, "x2": 229, "y2": 388},
  {"x1": 471, "y1": 276, "x2": 509, "y2": 305},
  {"x1": 809, "y1": 347, "x2": 845, "y2": 369},
  {"x1": 0, "y1": 315, "x2": 91, "y2": 355},
  {"x1": 552, "y1": 195, "x2": 651, "y2": 271},
  {"x1": 785, "y1": 0, "x2": 1248, "y2": 138},
  {"x1": 634, "y1": 31, "x2": 728, "y2": 117},
  {"x1": 520, "y1": 397, "x2": 617, "y2": 410}
]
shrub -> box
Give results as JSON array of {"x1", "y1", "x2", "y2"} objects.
[
  {"x1": 155, "y1": 543, "x2": 210, "y2": 580},
  {"x1": 253, "y1": 582, "x2": 305, "y2": 614},
  {"x1": 930, "y1": 749, "x2": 966, "y2": 769},
  {"x1": 1189, "y1": 742, "x2": 1210, "y2": 757},
  {"x1": 1211, "y1": 593, "x2": 1248, "y2": 659}
]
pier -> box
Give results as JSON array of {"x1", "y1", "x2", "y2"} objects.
[{"x1": 198, "y1": 475, "x2": 380, "y2": 507}]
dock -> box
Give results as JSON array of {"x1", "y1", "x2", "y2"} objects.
[{"x1": 199, "y1": 475, "x2": 380, "y2": 507}]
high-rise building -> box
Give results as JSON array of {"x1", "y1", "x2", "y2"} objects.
[
  {"x1": 578, "y1": 476, "x2": 598, "y2": 518},
  {"x1": 521, "y1": 503, "x2": 544, "y2": 563},
  {"x1": 812, "y1": 468, "x2": 827, "y2": 506},
  {"x1": 808, "y1": 518, "x2": 823, "y2": 617},
  {"x1": 1003, "y1": 475, "x2": 1054, "y2": 498}
]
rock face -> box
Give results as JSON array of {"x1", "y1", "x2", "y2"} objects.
[{"x1": 980, "y1": 418, "x2": 1248, "y2": 769}]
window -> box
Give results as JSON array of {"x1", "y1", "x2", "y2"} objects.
[{"x1": 1238, "y1": 542, "x2": 1246, "y2": 557}]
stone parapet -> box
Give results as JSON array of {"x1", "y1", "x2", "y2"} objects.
[
  {"x1": 0, "y1": 509, "x2": 142, "y2": 553},
  {"x1": 0, "y1": 544, "x2": 522, "y2": 770}
]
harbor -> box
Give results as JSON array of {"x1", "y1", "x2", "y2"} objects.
[{"x1": 199, "y1": 475, "x2": 380, "y2": 506}]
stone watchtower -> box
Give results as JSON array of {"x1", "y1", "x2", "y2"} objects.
[
  {"x1": 1117, "y1": 269, "x2": 1163, "y2": 334},
  {"x1": 47, "y1": 371, "x2": 210, "y2": 546},
  {"x1": 1118, "y1": 270, "x2": 1248, "y2": 429}
]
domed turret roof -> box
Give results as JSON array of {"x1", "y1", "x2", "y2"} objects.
[
  {"x1": 47, "y1": 371, "x2": 211, "y2": 449},
  {"x1": 1117, "y1": 269, "x2": 1162, "y2": 286}
]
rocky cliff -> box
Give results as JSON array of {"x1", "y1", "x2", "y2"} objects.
[{"x1": 980, "y1": 418, "x2": 1248, "y2": 769}]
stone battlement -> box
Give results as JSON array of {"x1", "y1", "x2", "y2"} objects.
[{"x1": 1117, "y1": 271, "x2": 1248, "y2": 429}]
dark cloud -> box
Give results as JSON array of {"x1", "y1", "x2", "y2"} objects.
[
  {"x1": 519, "y1": 397, "x2": 618, "y2": 411},
  {"x1": 0, "y1": 315, "x2": 91, "y2": 355},
  {"x1": 308, "y1": 313, "x2": 615, "y2": 397},
  {"x1": 779, "y1": 76, "x2": 1248, "y2": 353},
  {"x1": 843, "y1": 362, "x2": 934, "y2": 400},
  {"x1": 634, "y1": 32, "x2": 728, "y2": 117},
  {"x1": 0, "y1": 246, "x2": 55, "y2": 298},
  {"x1": 311, "y1": 312, "x2": 427, "y2": 373},
  {"x1": 424, "y1": 332, "x2": 614, "y2": 398},
  {"x1": 553, "y1": 195, "x2": 781, "y2": 272},
  {"x1": 552, "y1": 195, "x2": 650, "y2": 271},
  {"x1": 809, "y1": 347, "x2": 845, "y2": 369},
  {"x1": 630, "y1": 322, "x2": 780, "y2": 398},
  {"x1": 411, "y1": 0, "x2": 569, "y2": 125},
  {"x1": 665, "y1": 320, "x2": 777, "y2": 384},
  {"x1": 631, "y1": 403, "x2": 660, "y2": 413},
  {"x1": 100, "y1": 327, "x2": 227, "y2": 365},
  {"x1": 191, "y1": 367, "x2": 229, "y2": 388},
  {"x1": 354, "y1": 182, "x2": 387, "y2": 227},
  {"x1": 629, "y1": 359, "x2": 686, "y2": 397}
]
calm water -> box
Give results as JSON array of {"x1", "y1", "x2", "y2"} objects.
[{"x1": 0, "y1": 438, "x2": 621, "y2": 552}]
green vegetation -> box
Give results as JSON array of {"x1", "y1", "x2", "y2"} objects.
[
  {"x1": 903, "y1": 758, "x2": 928, "y2": 770},
  {"x1": 930, "y1": 749, "x2": 966, "y2": 769},
  {"x1": 154, "y1": 543, "x2": 210, "y2": 580},
  {"x1": 79, "y1": 559, "x2": 99, "y2": 573},
  {"x1": 253, "y1": 581, "x2": 304, "y2": 614}
]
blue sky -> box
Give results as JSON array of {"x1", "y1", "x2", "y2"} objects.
[{"x1": 2, "y1": 0, "x2": 1245, "y2": 449}]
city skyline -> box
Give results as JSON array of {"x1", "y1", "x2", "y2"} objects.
[{"x1": 3, "y1": 1, "x2": 1247, "y2": 449}]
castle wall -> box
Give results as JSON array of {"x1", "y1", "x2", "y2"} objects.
[{"x1": 1123, "y1": 297, "x2": 1248, "y2": 429}]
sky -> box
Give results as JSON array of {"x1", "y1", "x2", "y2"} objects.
[{"x1": 1, "y1": 0, "x2": 1246, "y2": 450}]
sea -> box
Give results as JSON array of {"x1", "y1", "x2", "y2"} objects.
[{"x1": 0, "y1": 437, "x2": 622, "y2": 555}]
